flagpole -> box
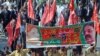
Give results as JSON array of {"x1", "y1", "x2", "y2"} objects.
[
  {"x1": 25, "y1": 23, "x2": 27, "y2": 48},
  {"x1": 31, "y1": 0, "x2": 33, "y2": 24},
  {"x1": 48, "y1": 0, "x2": 50, "y2": 26},
  {"x1": 21, "y1": 0, "x2": 22, "y2": 8}
]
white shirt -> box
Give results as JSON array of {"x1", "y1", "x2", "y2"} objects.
[{"x1": 56, "y1": 5, "x2": 66, "y2": 26}]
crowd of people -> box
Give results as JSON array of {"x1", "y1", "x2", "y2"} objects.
[
  {"x1": 0, "y1": 0, "x2": 100, "y2": 56},
  {"x1": 1, "y1": 44, "x2": 100, "y2": 56},
  {"x1": 1, "y1": 44, "x2": 83, "y2": 56},
  {"x1": 0, "y1": 0, "x2": 100, "y2": 27}
]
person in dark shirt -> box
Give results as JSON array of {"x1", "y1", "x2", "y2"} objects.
[
  {"x1": 0, "y1": 5, "x2": 3, "y2": 23},
  {"x1": 1, "y1": 6, "x2": 11, "y2": 30},
  {"x1": 85, "y1": 5, "x2": 93, "y2": 22},
  {"x1": 75, "y1": 2, "x2": 83, "y2": 22}
]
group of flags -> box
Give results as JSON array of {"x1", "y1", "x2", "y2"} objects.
[
  {"x1": 6, "y1": 0, "x2": 35, "y2": 46},
  {"x1": 59, "y1": 0, "x2": 100, "y2": 34},
  {"x1": 5, "y1": 0, "x2": 100, "y2": 46}
]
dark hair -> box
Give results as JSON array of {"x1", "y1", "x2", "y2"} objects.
[{"x1": 73, "y1": 48, "x2": 77, "y2": 52}]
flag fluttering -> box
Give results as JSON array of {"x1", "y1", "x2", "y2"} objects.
[
  {"x1": 14, "y1": 13, "x2": 21, "y2": 40},
  {"x1": 40, "y1": 0, "x2": 56, "y2": 25},
  {"x1": 28, "y1": 0, "x2": 35, "y2": 20},
  {"x1": 6, "y1": 20, "x2": 15, "y2": 46}
]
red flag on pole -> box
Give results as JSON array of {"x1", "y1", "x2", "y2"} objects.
[
  {"x1": 68, "y1": 10, "x2": 78, "y2": 25},
  {"x1": 14, "y1": 13, "x2": 21, "y2": 39},
  {"x1": 6, "y1": 20, "x2": 15, "y2": 46},
  {"x1": 69, "y1": 0, "x2": 74, "y2": 11},
  {"x1": 91, "y1": 4, "x2": 98, "y2": 22},
  {"x1": 27, "y1": 0, "x2": 35, "y2": 20},
  {"x1": 91, "y1": 4, "x2": 100, "y2": 34},
  {"x1": 68, "y1": 0, "x2": 78, "y2": 25},
  {"x1": 41, "y1": 0, "x2": 56, "y2": 25},
  {"x1": 96, "y1": 22, "x2": 100, "y2": 34},
  {"x1": 44, "y1": 0, "x2": 56, "y2": 24},
  {"x1": 40, "y1": 4, "x2": 49, "y2": 25}
]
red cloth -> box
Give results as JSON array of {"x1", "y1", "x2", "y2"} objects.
[
  {"x1": 68, "y1": 0, "x2": 78, "y2": 25},
  {"x1": 69, "y1": 0, "x2": 74, "y2": 11},
  {"x1": 27, "y1": 0, "x2": 35, "y2": 20},
  {"x1": 44, "y1": 0, "x2": 56, "y2": 24},
  {"x1": 6, "y1": 20, "x2": 14, "y2": 46},
  {"x1": 91, "y1": 4, "x2": 100, "y2": 34},
  {"x1": 14, "y1": 13, "x2": 21, "y2": 39},
  {"x1": 40, "y1": 4, "x2": 49, "y2": 25},
  {"x1": 41, "y1": 0, "x2": 56, "y2": 25},
  {"x1": 68, "y1": 11, "x2": 78, "y2": 25}
]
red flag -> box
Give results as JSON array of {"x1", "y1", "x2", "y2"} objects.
[
  {"x1": 68, "y1": 0, "x2": 78, "y2": 25},
  {"x1": 42, "y1": 0, "x2": 56, "y2": 25},
  {"x1": 58, "y1": 13, "x2": 65, "y2": 26},
  {"x1": 69, "y1": 0, "x2": 74, "y2": 11},
  {"x1": 16, "y1": 13, "x2": 21, "y2": 29},
  {"x1": 40, "y1": 4, "x2": 49, "y2": 25},
  {"x1": 14, "y1": 28, "x2": 20, "y2": 39},
  {"x1": 27, "y1": 0, "x2": 35, "y2": 20},
  {"x1": 91, "y1": 4, "x2": 98, "y2": 22},
  {"x1": 14, "y1": 13, "x2": 21, "y2": 39},
  {"x1": 6, "y1": 20, "x2": 14, "y2": 46},
  {"x1": 96, "y1": 22, "x2": 100, "y2": 34},
  {"x1": 99, "y1": 24, "x2": 100, "y2": 34},
  {"x1": 68, "y1": 11, "x2": 78, "y2": 25},
  {"x1": 91, "y1": 4, "x2": 100, "y2": 34}
]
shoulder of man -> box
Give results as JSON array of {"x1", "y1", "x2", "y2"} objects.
[{"x1": 7, "y1": 50, "x2": 17, "y2": 56}]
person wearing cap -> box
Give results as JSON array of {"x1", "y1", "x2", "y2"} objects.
[{"x1": 7, "y1": 44, "x2": 30, "y2": 56}]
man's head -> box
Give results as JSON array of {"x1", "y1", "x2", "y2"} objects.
[
  {"x1": 62, "y1": 0, "x2": 65, "y2": 4},
  {"x1": 16, "y1": 44, "x2": 22, "y2": 51},
  {"x1": 78, "y1": 1, "x2": 82, "y2": 7},
  {"x1": 84, "y1": 24, "x2": 95, "y2": 44}
]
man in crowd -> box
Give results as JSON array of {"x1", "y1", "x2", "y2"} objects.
[
  {"x1": 56, "y1": 0, "x2": 70, "y2": 26},
  {"x1": 7, "y1": 44, "x2": 30, "y2": 56},
  {"x1": 75, "y1": 1, "x2": 83, "y2": 22},
  {"x1": 1, "y1": 6, "x2": 11, "y2": 29},
  {"x1": 85, "y1": 5, "x2": 93, "y2": 22},
  {"x1": 61, "y1": 2, "x2": 70, "y2": 25},
  {"x1": 85, "y1": 42, "x2": 100, "y2": 56},
  {"x1": 85, "y1": 43, "x2": 97, "y2": 56},
  {"x1": 85, "y1": 0, "x2": 94, "y2": 22}
]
